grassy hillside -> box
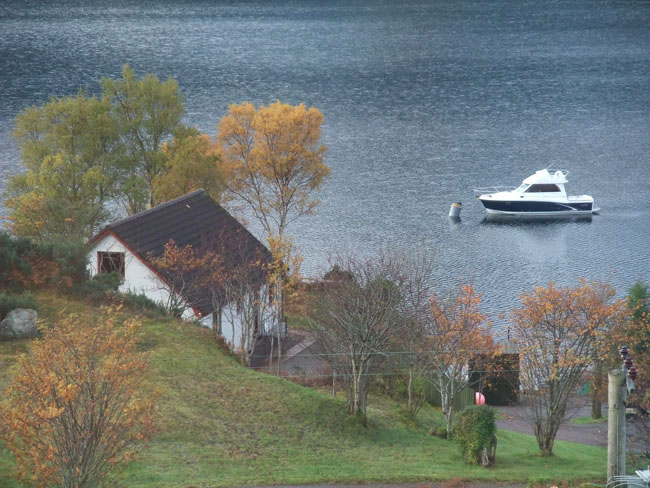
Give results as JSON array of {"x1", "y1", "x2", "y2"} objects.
[{"x1": 1, "y1": 292, "x2": 607, "y2": 487}]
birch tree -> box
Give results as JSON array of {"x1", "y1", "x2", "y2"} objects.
[
  {"x1": 149, "y1": 233, "x2": 280, "y2": 367},
  {"x1": 308, "y1": 254, "x2": 407, "y2": 424},
  {"x1": 212, "y1": 235, "x2": 276, "y2": 366},
  {"x1": 102, "y1": 64, "x2": 184, "y2": 213},
  {"x1": 217, "y1": 101, "x2": 329, "y2": 237},
  {"x1": 396, "y1": 246, "x2": 435, "y2": 416},
  {"x1": 8, "y1": 93, "x2": 122, "y2": 241},
  {"x1": 152, "y1": 126, "x2": 227, "y2": 205}
]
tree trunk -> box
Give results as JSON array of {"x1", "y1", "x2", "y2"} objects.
[
  {"x1": 535, "y1": 419, "x2": 560, "y2": 456},
  {"x1": 591, "y1": 359, "x2": 603, "y2": 419},
  {"x1": 275, "y1": 284, "x2": 283, "y2": 376},
  {"x1": 269, "y1": 335, "x2": 275, "y2": 372},
  {"x1": 349, "y1": 358, "x2": 368, "y2": 425},
  {"x1": 445, "y1": 407, "x2": 454, "y2": 439},
  {"x1": 539, "y1": 438, "x2": 554, "y2": 457},
  {"x1": 276, "y1": 319, "x2": 282, "y2": 376},
  {"x1": 407, "y1": 364, "x2": 414, "y2": 414},
  {"x1": 350, "y1": 358, "x2": 359, "y2": 415},
  {"x1": 440, "y1": 378, "x2": 455, "y2": 438}
]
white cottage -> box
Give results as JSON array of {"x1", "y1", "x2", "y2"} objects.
[{"x1": 87, "y1": 190, "x2": 282, "y2": 351}]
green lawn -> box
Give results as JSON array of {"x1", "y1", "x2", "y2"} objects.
[
  {"x1": 571, "y1": 416, "x2": 607, "y2": 425},
  {"x1": 0, "y1": 292, "x2": 608, "y2": 487}
]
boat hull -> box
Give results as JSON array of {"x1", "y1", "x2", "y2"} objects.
[{"x1": 479, "y1": 198, "x2": 593, "y2": 215}]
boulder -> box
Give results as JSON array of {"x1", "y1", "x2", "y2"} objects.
[{"x1": 0, "y1": 308, "x2": 38, "y2": 340}]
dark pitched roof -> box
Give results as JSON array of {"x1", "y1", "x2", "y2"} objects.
[{"x1": 91, "y1": 190, "x2": 272, "y2": 315}]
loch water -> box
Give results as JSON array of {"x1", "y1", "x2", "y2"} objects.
[{"x1": 1, "y1": 0, "x2": 649, "y2": 330}]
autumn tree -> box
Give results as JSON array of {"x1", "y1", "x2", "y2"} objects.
[
  {"x1": 148, "y1": 239, "x2": 216, "y2": 318},
  {"x1": 148, "y1": 233, "x2": 282, "y2": 367},
  {"x1": 264, "y1": 233, "x2": 304, "y2": 373},
  {"x1": 0, "y1": 308, "x2": 155, "y2": 488},
  {"x1": 215, "y1": 238, "x2": 277, "y2": 365},
  {"x1": 6, "y1": 65, "x2": 188, "y2": 239},
  {"x1": 625, "y1": 281, "x2": 650, "y2": 408},
  {"x1": 308, "y1": 254, "x2": 408, "y2": 424},
  {"x1": 102, "y1": 63, "x2": 184, "y2": 213},
  {"x1": 190, "y1": 228, "x2": 279, "y2": 366},
  {"x1": 217, "y1": 101, "x2": 329, "y2": 237},
  {"x1": 578, "y1": 281, "x2": 628, "y2": 419},
  {"x1": 7, "y1": 92, "x2": 122, "y2": 241},
  {"x1": 423, "y1": 284, "x2": 496, "y2": 436},
  {"x1": 217, "y1": 100, "x2": 328, "y2": 366},
  {"x1": 152, "y1": 126, "x2": 227, "y2": 205},
  {"x1": 511, "y1": 281, "x2": 626, "y2": 456}
]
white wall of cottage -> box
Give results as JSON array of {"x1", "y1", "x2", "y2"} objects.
[{"x1": 87, "y1": 233, "x2": 259, "y2": 349}]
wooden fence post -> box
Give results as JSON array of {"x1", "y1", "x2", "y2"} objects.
[{"x1": 607, "y1": 368, "x2": 626, "y2": 480}]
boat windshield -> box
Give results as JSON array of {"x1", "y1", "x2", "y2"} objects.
[{"x1": 515, "y1": 183, "x2": 529, "y2": 193}]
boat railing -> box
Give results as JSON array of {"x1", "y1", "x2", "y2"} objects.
[{"x1": 473, "y1": 186, "x2": 511, "y2": 196}]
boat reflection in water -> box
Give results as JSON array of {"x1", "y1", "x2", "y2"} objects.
[{"x1": 480, "y1": 213, "x2": 594, "y2": 226}]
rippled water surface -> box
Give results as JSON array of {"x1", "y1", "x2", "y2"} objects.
[{"x1": 1, "y1": 0, "x2": 649, "y2": 329}]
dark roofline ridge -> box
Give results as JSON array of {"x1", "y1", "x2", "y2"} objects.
[{"x1": 106, "y1": 189, "x2": 206, "y2": 230}]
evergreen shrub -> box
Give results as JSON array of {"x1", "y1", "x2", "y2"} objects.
[
  {"x1": 0, "y1": 232, "x2": 36, "y2": 292},
  {"x1": 41, "y1": 240, "x2": 88, "y2": 286},
  {"x1": 0, "y1": 232, "x2": 88, "y2": 291},
  {"x1": 0, "y1": 292, "x2": 38, "y2": 321},
  {"x1": 70, "y1": 272, "x2": 121, "y2": 304},
  {"x1": 121, "y1": 292, "x2": 168, "y2": 317},
  {"x1": 453, "y1": 405, "x2": 497, "y2": 466}
]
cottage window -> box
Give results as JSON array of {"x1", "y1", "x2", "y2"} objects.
[{"x1": 98, "y1": 251, "x2": 125, "y2": 278}]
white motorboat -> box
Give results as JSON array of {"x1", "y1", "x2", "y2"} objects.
[{"x1": 474, "y1": 169, "x2": 597, "y2": 216}]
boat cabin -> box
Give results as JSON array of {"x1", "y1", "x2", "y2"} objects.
[{"x1": 515, "y1": 169, "x2": 568, "y2": 195}]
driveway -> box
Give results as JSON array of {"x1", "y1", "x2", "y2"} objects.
[{"x1": 495, "y1": 401, "x2": 648, "y2": 452}]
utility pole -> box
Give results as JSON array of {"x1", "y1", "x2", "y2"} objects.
[{"x1": 607, "y1": 346, "x2": 638, "y2": 481}]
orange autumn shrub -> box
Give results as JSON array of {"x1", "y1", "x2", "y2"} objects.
[{"x1": 0, "y1": 307, "x2": 155, "y2": 487}]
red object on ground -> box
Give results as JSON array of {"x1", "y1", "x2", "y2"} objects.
[{"x1": 475, "y1": 391, "x2": 485, "y2": 406}]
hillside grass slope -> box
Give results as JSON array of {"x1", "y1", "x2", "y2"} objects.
[{"x1": 0, "y1": 292, "x2": 606, "y2": 487}]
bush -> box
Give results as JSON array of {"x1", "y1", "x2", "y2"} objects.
[
  {"x1": 428, "y1": 426, "x2": 448, "y2": 438},
  {"x1": 69, "y1": 272, "x2": 121, "y2": 304},
  {"x1": 453, "y1": 405, "x2": 497, "y2": 466},
  {"x1": 0, "y1": 232, "x2": 37, "y2": 292},
  {"x1": 0, "y1": 292, "x2": 38, "y2": 321},
  {"x1": 0, "y1": 308, "x2": 155, "y2": 487},
  {"x1": 0, "y1": 232, "x2": 88, "y2": 291},
  {"x1": 42, "y1": 240, "x2": 88, "y2": 286},
  {"x1": 374, "y1": 374, "x2": 408, "y2": 400},
  {"x1": 121, "y1": 292, "x2": 168, "y2": 317}
]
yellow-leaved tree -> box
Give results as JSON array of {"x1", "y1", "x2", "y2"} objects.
[
  {"x1": 217, "y1": 100, "x2": 329, "y2": 238},
  {"x1": 511, "y1": 280, "x2": 626, "y2": 456},
  {"x1": 152, "y1": 126, "x2": 227, "y2": 205},
  {"x1": 0, "y1": 308, "x2": 155, "y2": 488},
  {"x1": 217, "y1": 101, "x2": 329, "y2": 368}
]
